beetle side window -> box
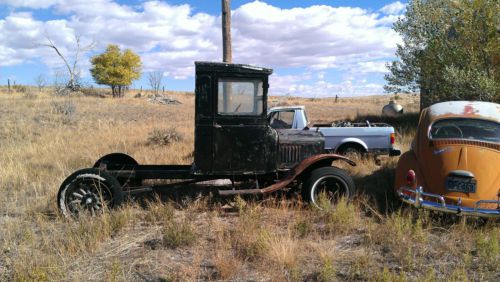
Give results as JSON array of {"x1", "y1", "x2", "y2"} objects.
[
  {"x1": 217, "y1": 79, "x2": 263, "y2": 116},
  {"x1": 430, "y1": 118, "x2": 500, "y2": 143}
]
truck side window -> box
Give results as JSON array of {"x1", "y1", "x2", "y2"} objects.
[
  {"x1": 270, "y1": 111, "x2": 294, "y2": 129},
  {"x1": 218, "y1": 79, "x2": 263, "y2": 116}
]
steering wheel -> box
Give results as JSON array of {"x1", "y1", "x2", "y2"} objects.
[{"x1": 434, "y1": 124, "x2": 463, "y2": 138}]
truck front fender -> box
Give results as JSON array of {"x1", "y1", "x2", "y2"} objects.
[{"x1": 218, "y1": 154, "x2": 355, "y2": 196}]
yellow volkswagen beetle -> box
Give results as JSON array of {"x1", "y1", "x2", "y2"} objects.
[{"x1": 395, "y1": 101, "x2": 500, "y2": 218}]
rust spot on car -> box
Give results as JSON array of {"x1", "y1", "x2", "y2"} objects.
[{"x1": 463, "y1": 104, "x2": 479, "y2": 115}]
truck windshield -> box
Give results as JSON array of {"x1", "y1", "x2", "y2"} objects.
[
  {"x1": 218, "y1": 79, "x2": 263, "y2": 116},
  {"x1": 430, "y1": 118, "x2": 500, "y2": 143}
]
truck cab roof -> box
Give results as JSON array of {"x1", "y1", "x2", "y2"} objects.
[
  {"x1": 195, "y1": 61, "x2": 273, "y2": 75},
  {"x1": 268, "y1": 105, "x2": 305, "y2": 113}
]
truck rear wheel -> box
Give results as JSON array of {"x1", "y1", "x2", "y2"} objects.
[
  {"x1": 93, "y1": 153, "x2": 141, "y2": 187},
  {"x1": 303, "y1": 167, "x2": 355, "y2": 209},
  {"x1": 337, "y1": 144, "x2": 366, "y2": 159},
  {"x1": 58, "y1": 168, "x2": 124, "y2": 218}
]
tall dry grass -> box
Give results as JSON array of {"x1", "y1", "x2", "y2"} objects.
[{"x1": 0, "y1": 89, "x2": 498, "y2": 281}]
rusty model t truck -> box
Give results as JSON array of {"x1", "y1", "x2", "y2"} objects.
[{"x1": 57, "y1": 62, "x2": 356, "y2": 217}]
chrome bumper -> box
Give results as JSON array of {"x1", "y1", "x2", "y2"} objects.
[{"x1": 398, "y1": 186, "x2": 500, "y2": 218}]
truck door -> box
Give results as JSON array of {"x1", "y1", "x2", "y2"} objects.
[{"x1": 212, "y1": 76, "x2": 277, "y2": 175}]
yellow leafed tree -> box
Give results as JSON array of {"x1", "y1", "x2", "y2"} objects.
[{"x1": 90, "y1": 45, "x2": 142, "y2": 97}]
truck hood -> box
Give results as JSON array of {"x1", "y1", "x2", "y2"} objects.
[{"x1": 276, "y1": 129, "x2": 324, "y2": 169}]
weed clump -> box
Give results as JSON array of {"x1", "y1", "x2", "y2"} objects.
[
  {"x1": 162, "y1": 219, "x2": 196, "y2": 248},
  {"x1": 317, "y1": 256, "x2": 336, "y2": 282},
  {"x1": 147, "y1": 128, "x2": 183, "y2": 146},
  {"x1": 12, "y1": 84, "x2": 28, "y2": 93},
  {"x1": 23, "y1": 91, "x2": 37, "y2": 99},
  {"x1": 474, "y1": 228, "x2": 499, "y2": 270},
  {"x1": 51, "y1": 100, "x2": 76, "y2": 116},
  {"x1": 293, "y1": 218, "x2": 313, "y2": 238},
  {"x1": 144, "y1": 200, "x2": 175, "y2": 224},
  {"x1": 316, "y1": 195, "x2": 360, "y2": 234}
]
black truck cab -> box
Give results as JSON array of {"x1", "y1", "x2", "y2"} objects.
[{"x1": 193, "y1": 61, "x2": 323, "y2": 176}]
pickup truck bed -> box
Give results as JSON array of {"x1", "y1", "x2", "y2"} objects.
[{"x1": 268, "y1": 106, "x2": 401, "y2": 156}]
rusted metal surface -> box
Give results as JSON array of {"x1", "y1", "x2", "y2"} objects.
[
  {"x1": 218, "y1": 154, "x2": 355, "y2": 196},
  {"x1": 277, "y1": 129, "x2": 324, "y2": 169},
  {"x1": 428, "y1": 101, "x2": 500, "y2": 121}
]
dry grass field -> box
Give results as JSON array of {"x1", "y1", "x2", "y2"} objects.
[{"x1": 0, "y1": 87, "x2": 498, "y2": 281}]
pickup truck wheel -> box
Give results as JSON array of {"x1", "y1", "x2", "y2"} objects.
[
  {"x1": 338, "y1": 145, "x2": 365, "y2": 159},
  {"x1": 304, "y1": 167, "x2": 355, "y2": 209},
  {"x1": 58, "y1": 168, "x2": 124, "y2": 218}
]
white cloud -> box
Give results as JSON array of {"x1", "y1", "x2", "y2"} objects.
[
  {"x1": 354, "y1": 61, "x2": 389, "y2": 73},
  {"x1": 231, "y1": 1, "x2": 400, "y2": 69},
  {"x1": 270, "y1": 71, "x2": 384, "y2": 97},
  {"x1": 0, "y1": 0, "x2": 59, "y2": 9},
  {"x1": 0, "y1": 0, "x2": 220, "y2": 78},
  {"x1": 0, "y1": 0, "x2": 402, "y2": 95},
  {"x1": 380, "y1": 1, "x2": 406, "y2": 15}
]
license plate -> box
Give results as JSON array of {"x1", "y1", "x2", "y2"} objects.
[{"x1": 445, "y1": 177, "x2": 477, "y2": 193}]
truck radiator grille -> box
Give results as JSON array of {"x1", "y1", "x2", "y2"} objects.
[{"x1": 280, "y1": 145, "x2": 302, "y2": 164}]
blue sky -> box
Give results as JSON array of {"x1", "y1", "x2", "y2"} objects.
[{"x1": 0, "y1": 0, "x2": 407, "y2": 97}]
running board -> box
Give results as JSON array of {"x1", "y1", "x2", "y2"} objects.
[{"x1": 218, "y1": 176, "x2": 292, "y2": 196}]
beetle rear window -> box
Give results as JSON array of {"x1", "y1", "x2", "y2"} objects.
[{"x1": 430, "y1": 118, "x2": 500, "y2": 143}]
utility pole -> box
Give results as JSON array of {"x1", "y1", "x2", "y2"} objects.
[
  {"x1": 221, "y1": 0, "x2": 232, "y2": 112},
  {"x1": 222, "y1": 0, "x2": 232, "y2": 63}
]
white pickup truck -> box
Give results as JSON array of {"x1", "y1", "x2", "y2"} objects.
[{"x1": 268, "y1": 106, "x2": 401, "y2": 157}]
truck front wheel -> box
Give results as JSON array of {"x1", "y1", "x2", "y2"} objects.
[
  {"x1": 58, "y1": 168, "x2": 124, "y2": 218},
  {"x1": 303, "y1": 167, "x2": 355, "y2": 209}
]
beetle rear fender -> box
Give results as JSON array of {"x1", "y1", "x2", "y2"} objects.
[{"x1": 394, "y1": 150, "x2": 426, "y2": 193}]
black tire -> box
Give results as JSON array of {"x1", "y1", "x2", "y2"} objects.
[
  {"x1": 337, "y1": 144, "x2": 365, "y2": 159},
  {"x1": 58, "y1": 168, "x2": 124, "y2": 218},
  {"x1": 303, "y1": 167, "x2": 356, "y2": 209}
]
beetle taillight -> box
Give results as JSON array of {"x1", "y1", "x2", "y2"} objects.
[
  {"x1": 390, "y1": 133, "x2": 395, "y2": 145},
  {"x1": 406, "y1": 170, "x2": 416, "y2": 186}
]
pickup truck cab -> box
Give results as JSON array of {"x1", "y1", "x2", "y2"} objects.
[{"x1": 268, "y1": 106, "x2": 401, "y2": 157}]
